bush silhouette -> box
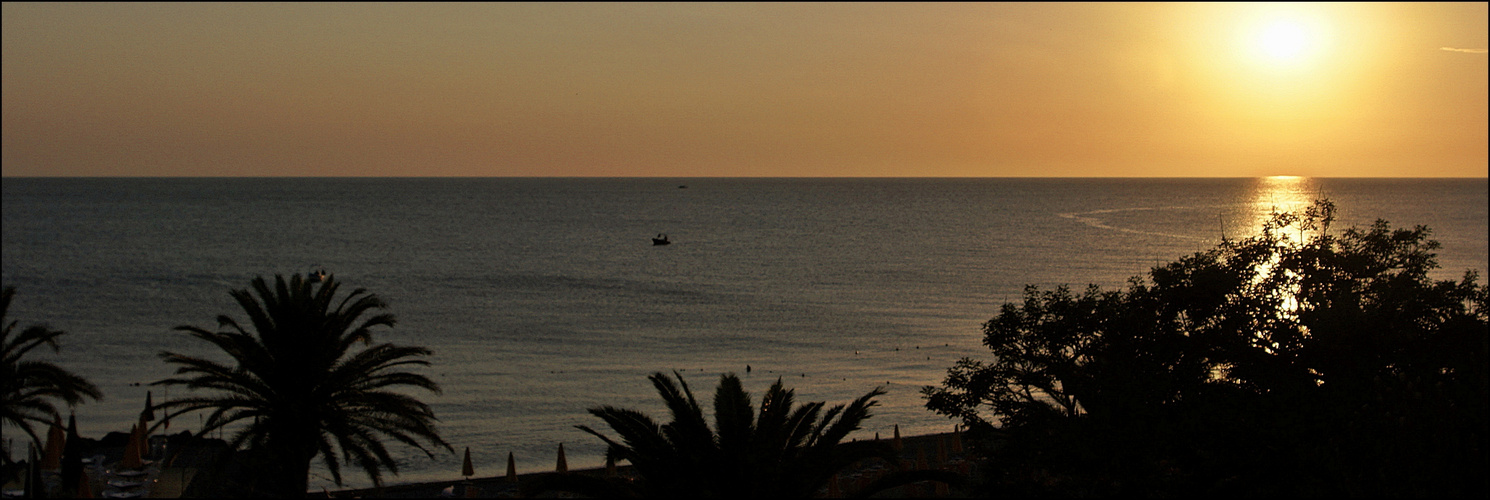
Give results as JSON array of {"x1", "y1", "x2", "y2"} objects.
[{"x1": 924, "y1": 200, "x2": 1487, "y2": 497}]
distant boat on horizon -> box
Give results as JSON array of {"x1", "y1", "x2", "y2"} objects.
[{"x1": 653, "y1": 234, "x2": 671, "y2": 246}]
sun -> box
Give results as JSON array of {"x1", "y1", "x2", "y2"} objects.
[
  {"x1": 1240, "y1": 12, "x2": 1331, "y2": 71},
  {"x1": 1256, "y1": 20, "x2": 1313, "y2": 62}
]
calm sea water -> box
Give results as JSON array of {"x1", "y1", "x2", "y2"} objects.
[{"x1": 3, "y1": 177, "x2": 1486, "y2": 490}]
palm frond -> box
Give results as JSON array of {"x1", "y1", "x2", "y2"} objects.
[
  {"x1": 3, "y1": 325, "x2": 64, "y2": 364},
  {"x1": 577, "y1": 371, "x2": 893, "y2": 497},
  {"x1": 782, "y1": 402, "x2": 825, "y2": 451},
  {"x1": 1, "y1": 286, "x2": 101, "y2": 457},
  {"x1": 713, "y1": 374, "x2": 755, "y2": 458},
  {"x1": 818, "y1": 387, "x2": 885, "y2": 447},
  {"x1": 12, "y1": 361, "x2": 103, "y2": 404},
  {"x1": 649, "y1": 372, "x2": 715, "y2": 462},
  {"x1": 583, "y1": 407, "x2": 670, "y2": 460}
]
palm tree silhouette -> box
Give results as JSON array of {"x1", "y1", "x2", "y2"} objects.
[
  {"x1": 536, "y1": 371, "x2": 955, "y2": 498},
  {"x1": 0, "y1": 287, "x2": 102, "y2": 468},
  {"x1": 153, "y1": 274, "x2": 450, "y2": 496}
]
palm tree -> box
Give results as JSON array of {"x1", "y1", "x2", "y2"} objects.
[
  {"x1": 1, "y1": 286, "x2": 102, "y2": 468},
  {"x1": 153, "y1": 274, "x2": 451, "y2": 497},
  {"x1": 537, "y1": 371, "x2": 958, "y2": 498}
]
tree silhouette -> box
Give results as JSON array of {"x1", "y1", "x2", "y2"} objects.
[
  {"x1": 532, "y1": 371, "x2": 957, "y2": 498},
  {"x1": 0, "y1": 286, "x2": 102, "y2": 470},
  {"x1": 153, "y1": 274, "x2": 451, "y2": 497},
  {"x1": 925, "y1": 201, "x2": 1487, "y2": 496}
]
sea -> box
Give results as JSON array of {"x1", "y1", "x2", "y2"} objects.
[{"x1": 2, "y1": 177, "x2": 1486, "y2": 491}]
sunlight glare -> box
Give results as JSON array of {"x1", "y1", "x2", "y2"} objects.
[
  {"x1": 1249, "y1": 176, "x2": 1317, "y2": 240},
  {"x1": 1247, "y1": 176, "x2": 1318, "y2": 353},
  {"x1": 1182, "y1": 2, "x2": 1360, "y2": 141},
  {"x1": 1238, "y1": 9, "x2": 1333, "y2": 73},
  {"x1": 1256, "y1": 19, "x2": 1314, "y2": 63}
]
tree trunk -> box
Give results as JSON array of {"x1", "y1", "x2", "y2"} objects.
[{"x1": 259, "y1": 434, "x2": 316, "y2": 498}]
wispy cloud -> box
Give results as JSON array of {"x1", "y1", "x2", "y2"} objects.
[{"x1": 1440, "y1": 47, "x2": 1489, "y2": 54}]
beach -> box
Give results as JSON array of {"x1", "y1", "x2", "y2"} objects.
[{"x1": 322, "y1": 431, "x2": 972, "y2": 498}]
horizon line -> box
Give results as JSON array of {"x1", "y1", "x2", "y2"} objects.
[{"x1": 4, "y1": 175, "x2": 1487, "y2": 180}]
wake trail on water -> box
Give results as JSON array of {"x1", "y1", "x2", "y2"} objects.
[{"x1": 1056, "y1": 205, "x2": 1244, "y2": 242}]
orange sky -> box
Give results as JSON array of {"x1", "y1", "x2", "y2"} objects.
[{"x1": 3, "y1": 2, "x2": 1486, "y2": 177}]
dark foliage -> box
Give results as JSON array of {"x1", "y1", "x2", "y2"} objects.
[
  {"x1": 542, "y1": 371, "x2": 959, "y2": 498},
  {"x1": 153, "y1": 274, "x2": 451, "y2": 497},
  {"x1": 0, "y1": 286, "x2": 102, "y2": 473},
  {"x1": 924, "y1": 201, "x2": 1488, "y2": 497}
]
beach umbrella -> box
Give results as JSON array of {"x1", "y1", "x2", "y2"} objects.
[
  {"x1": 161, "y1": 388, "x2": 170, "y2": 431},
  {"x1": 461, "y1": 447, "x2": 474, "y2": 478},
  {"x1": 62, "y1": 414, "x2": 85, "y2": 497},
  {"x1": 143, "y1": 391, "x2": 155, "y2": 422},
  {"x1": 936, "y1": 435, "x2": 948, "y2": 465},
  {"x1": 892, "y1": 424, "x2": 903, "y2": 451},
  {"x1": 951, "y1": 425, "x2": 963, "y2": 454},
  {"x1": 76, "y1": 469, "x2": 94, "y2": 499},
  {"x1": 121, "y1": 423, "x2": 143, "y2": 470},
  {"x1": 23, "y1": 444, "x2": 41, "y2": 499},
  {"x1": 506, "y1": 452, "x2": 517, "y2": 483},
  {"x1": 136, "y1": 411, "x2": 152, "y2": 460},
  {"x1": 41, "y1": 416, "x2": 65, "y2": 470},
  {"x1": 555, "y1": 443, "x2": 567, "y2": 473}
]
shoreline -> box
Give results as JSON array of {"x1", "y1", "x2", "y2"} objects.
[{"x1": 321, "y1": 431, "x2": 970, "y2": 498}]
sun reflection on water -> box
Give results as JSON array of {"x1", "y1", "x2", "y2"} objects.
[
  {"x1": 1248, "y1": 176, "x2": 1322, "y2": 241},
  {"x1": 1246, "y1": 176, "x2": 1323, "y2": 367}
]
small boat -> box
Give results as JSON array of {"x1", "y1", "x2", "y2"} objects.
[{"x1": 652, "y1": 234, "x2": 671, "y2": 246}]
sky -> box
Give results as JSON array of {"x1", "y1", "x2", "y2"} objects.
[{"x1": 2, "y1": 2, "x2": 1486, "y2": 177}]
